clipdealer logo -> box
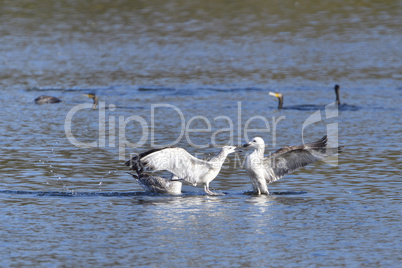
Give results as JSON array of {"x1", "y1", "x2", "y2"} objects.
[{"x1": 64, "y1": 101, "x2": 339, "y2": 165}]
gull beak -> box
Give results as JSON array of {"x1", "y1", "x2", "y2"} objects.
[{"x1": 243, "y1": 143, "x2": 250, "y2": 148}]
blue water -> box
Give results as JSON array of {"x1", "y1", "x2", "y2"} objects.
[{"x1": 1, "y1": 1, "x2": 401, "y2": 267}]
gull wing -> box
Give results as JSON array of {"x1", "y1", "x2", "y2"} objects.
[
  {"x1": 126, "y1": 147, "x2": 210, "y2": 186},
  {"x1": 264, "y1": 136, "x2": 343, "y2": 181},
  {"x1": 128, "y1": 173, "x2": 182, "y2": 195}
]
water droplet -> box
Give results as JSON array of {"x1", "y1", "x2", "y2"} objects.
[{"x1": 108, "y1": 104, "x2": 116, "y2": 111}]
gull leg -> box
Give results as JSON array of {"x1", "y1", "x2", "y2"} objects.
[
  {"x1": 257, "y1": 188, "x2": 261, "y2": 195},
  {"x1": 204, "y1": 185, "x2": 213, "y2": 195},
  {"x1": 204, "y1": 184, "x2": 224, "y2": 196}
]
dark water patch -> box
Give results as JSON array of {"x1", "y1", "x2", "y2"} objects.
[
  {"x1": 138, "y1": 85, "x2": 271, "y2": 93},
  {"x1": 26, "y1": 86, "x2": 89, "y2": 92},
  {"x1": 274, "y1": 104, "x2": 361, "y2": 111},
  {"x1": 0, "y1": 189, "x2": 222, "y2": 198},
  {"x1": 0, "y1": 189, "x2": 308, "y2": 197},
  {"x1": 111, "y1": 105, "x2": 148, "y2": 111},
  {"x1": 271, "y1": 191, "x2": 308, "y2": 195},
  {"x1": 26, "y1": 86, "x2": 66, "y2": 92},
  {"x1": 202, "y1": 86, "x2": 266, "y2": 92},
  {"x1": 0, "y1": 190, "x2": 147, "y2": 197},
  {"x1": 138, "y1": 86, "x2": 177, "y2": 92},
  {"x1": 338, "y1": 104, "x2": 360, "y2": 111},
  {"x1": 242, "y1": 190, "x2": 308, "y2": 195},
  {"x1": 279, "y1": 104, "x2": 326, "y2": 111}
]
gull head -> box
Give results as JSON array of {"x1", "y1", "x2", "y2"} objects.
[
  {"x1": 221, "y1": 145, "x2": 238, "y2": 154},
  {"x1": 243, "y1": 137, "x2": 265, "y2": 149}
]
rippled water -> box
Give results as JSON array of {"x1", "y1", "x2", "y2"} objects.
[{"x1": 1, "y1": 1, "x2": 401, "y2": 267}]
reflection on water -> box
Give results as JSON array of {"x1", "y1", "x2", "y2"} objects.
[{"x1": 0, "y1": 0, "x2": 401, "y2": 267}]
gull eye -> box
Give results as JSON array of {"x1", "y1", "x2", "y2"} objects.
[{"x1": 253, "y1": 140, "x2": 256, "y2": 142}]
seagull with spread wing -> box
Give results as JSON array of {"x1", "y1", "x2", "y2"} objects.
[
  {"x1": 242, "y1": 135, "x2": 343, "y2": 195},
  {"x1": 125, "y1": 146, "x2": 237, "y2": 195}
]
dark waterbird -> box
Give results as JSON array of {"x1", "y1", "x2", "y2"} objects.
[
  {"x1": 242, "y1": 135, "x2": 343, "y2": 195},
  {"x1": 268, "y1": 84, "x2": 356, "y2": 110},
  {"x1": 34, "y1": 95, "x2": 62, "y2": 104},
  {"x1": 83, "y1": 93, "x2": 99, "y2": 109},
  {"x1": 268, "y1": 91, "x2": 323, "y2": 110},
  {"x1": 125, "y1": 146, "x2": 238, "y2": 195},
  {"x1": 334, "y1": 85, "x2": 359, "y2": 110}
]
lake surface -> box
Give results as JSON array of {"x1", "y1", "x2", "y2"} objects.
[{"x1": 1, "y1": 1, "x2": 401, "y2": 267}]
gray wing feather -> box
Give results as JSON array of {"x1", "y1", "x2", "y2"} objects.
[
  {"x1": 264, "y1": 136, "x2": 343, "y2": 181},
  {"x1": 265, "y1": 149, "x2": 320, "y2": 181},
  {"x1": 128, "y1": 173, "x2": 182, "y2": 194},
  {"x1": 140, "y1": 148, "x2": 210, "y2": 186}
]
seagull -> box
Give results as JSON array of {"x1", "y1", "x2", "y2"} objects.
[
  {"x1": 242, "y1": 135, "x2": 343, "y2": 195},
  {"x1": 127, "y1": 173, "x2": 182, "y2": 195},
  {"x1": 34, "y1": 95, "x2": 62, "y2": 104},
  {"x1": 125, "y1": 146, "x2": 238, "y2": 195}
]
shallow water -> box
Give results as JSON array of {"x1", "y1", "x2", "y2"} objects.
[{"x1": 1, "y1": 1, "x2": 401, "y2": 267}]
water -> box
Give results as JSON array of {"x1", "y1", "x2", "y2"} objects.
[{"x1": 1, "y1": 1, "x2": 401, "y2": 267}]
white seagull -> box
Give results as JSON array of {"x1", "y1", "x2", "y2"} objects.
[
  {"x1": 242, "y1": 135, "x2": 343, "y2": 195},
  {"x1": 125, "y1": 146, "x2": 237, "y2": 195}
]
